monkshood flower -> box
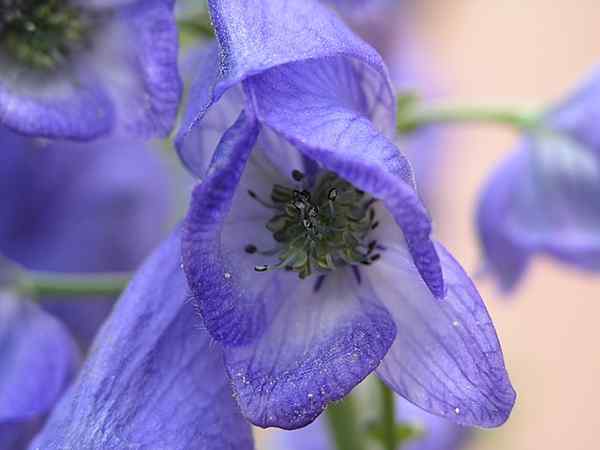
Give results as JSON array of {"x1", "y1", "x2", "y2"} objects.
[
  {"x1": 267, "y1": 396, "x2": 471, "y2": 450},
  {"x1": 477, "y1": 69, "x2": 600, "y2": 291},
  {"x1": 176, "y1": 0, "x2": 514, "y2": 431},
  {"x1": 0, "y1": 126, "x2": 169, "y2": 447},
  {"x1": 0, "y1": 0, "x2": 181, "y2": 140}
]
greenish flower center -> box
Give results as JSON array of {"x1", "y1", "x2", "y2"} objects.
[
  {"x1": 0, "y1": 0, "x2": 100, "y2": 71},
  {"x1": 247, "y1": 171, "x2": 381, "y2": 280}
]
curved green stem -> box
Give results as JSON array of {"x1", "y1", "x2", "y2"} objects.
[
  {"x1": 397, "y1": 100, "x2": 542, "y2": 133},
  {"x1": 325, "y1": 396, "x2": 366, "y2": 450},
  {"x1": 15, "y1": 271, "x2": 130, "y2": 299}
]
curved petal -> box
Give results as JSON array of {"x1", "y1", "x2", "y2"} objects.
[
  {"x1": 0, "y1": 295, "x2": 78, "y2": 423},
  {"x1": 31, "y1": 231, "x2": 254, "y2": 450},
  {"x1": 245, "y1": 58, "x2": 444, "y2": 299},
  {"x1": 176, "y1": 44, "x2": 245, "y2": 177},
  {"x1": 369, "y1": 243, "x2": 515, "y2": 427},
  {"x1": 96, "y1": 0, "x2": 182, "y2": 137},
  {"x1": 224, "y1": 271, "x2": 395, "y2": 429},
  {"x1": 0, "y1": 69, "x2": 114, "y2": 140},
  {"x1": 175, "y1": 0, "x2": 395, "y2": 175}
]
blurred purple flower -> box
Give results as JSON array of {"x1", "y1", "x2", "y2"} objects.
[
  {"x1": 0, "y1": 0, "x2": 181, "y2": 140},
  {"x1": 267, "y1": 395, "x2": 471, "y2": 450},
  {"x1": 477, "y1": 69, "x2": 600, "y2": 291},
  {"x1": 0, "y1": 126, "x2": 170, "y2": 447}
]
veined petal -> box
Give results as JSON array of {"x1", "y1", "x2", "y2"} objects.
[
  {"x1": 225, "y1": 271, "x2": 395, "y2": 429},
  {"x1": 31, "y1": 231, "x2": 254, "y2": 450},
  {"x1": 176, "y1": 44, "x2": 245, "y2": 177},
  {"x1": 245, "y1": 59, "x2": 444, "y2": 298},
  {"x1": 0, "y1": 295, "x2": 78, "y2": 423},
  {"x1": 369, "y1": 243, "x2": 515, "y2": 427}
]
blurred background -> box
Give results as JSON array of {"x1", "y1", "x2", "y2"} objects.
[
  {"x1": 255, "y1": 0, "x2": 600, "y2": 449},
  {"x1": 416, "y1": 1, "x2": 599, "y2": 449}
]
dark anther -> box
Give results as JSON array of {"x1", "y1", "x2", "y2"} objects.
[
  {"x1": 308, "y1": 206, "x2": 319, "y2": 217},
  {"x1": 370, "y1": 254, "x2": 381, "y2": 262},
  {"x1": 328, "y1": 188, "x2": 338, "y2": 201},
  {"x1": 368, "y1": 240, "x2": 377, "y2": 252},
  {"x1": 292, "y1": 170, "x2": 304, "y2": 181},
  {"x1": 352, "y1": 266, "x2": 362, "y2": 284},
  {"x1": 371, "y1": 221, "x2": 379, "y2": 230},
  {"x1": 369, "y1": 209, "x2": 375, "y2": 221},
  {"x1": 248, "y1": 189, "x2": 257, "y2": 198},
  {"x1": 254, "y1": 265, "x2": 269, "y2": 272},
  {"x1": 313, "y1": 275, "x2": 326, "y2": 292},
  {"x1": 244, "y1": 244, "x2": 257, "y2": 254}
]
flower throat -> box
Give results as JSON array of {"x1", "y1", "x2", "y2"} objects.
[
  {"x1": 0, "y1": 0, "x2": 99, "y2": 71},
  {"x1": 246, "y1": 171, "x2": 382, "y2": 280}
]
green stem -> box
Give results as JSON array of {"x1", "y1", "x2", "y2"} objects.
[
  {"x1": 397, "y1": 101, "x2": 542, "y2": 133},
  {"x1": 378, "y1": 379, "x2": 397, "y2": 450},
  {"x1": 15, "y1": 271, "x2": 130, "y2": 299},
  {"x1": 325, "y1": 396, "x2": 365, "y2": 450}
]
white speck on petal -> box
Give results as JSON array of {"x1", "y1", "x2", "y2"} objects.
[{"x1": 224, "y1": 272, "x2": 231, "y2": 279}]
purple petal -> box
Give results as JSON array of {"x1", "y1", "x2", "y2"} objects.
[
  {"x1": 0, "y1": 295, "x2": 78, "y2": 423},
  {"x1": 175, "y1": 0, "x2": 395, "y2": 176},
  {"x1": 476, "y1": 151, "x2": 532, "y2": 291},
  {"x1": 0, "y1": 71, "x2": 114, "y2": 140},
  {"x1": 31, "y1": 231, "x2": 254, "y2": 450},
  {"x1": 245, "y1": 58, "x2": 444, "y2": 298},
  {"x1": 225, "y1": 272, "x2": 395, "y2": 429},
  {"x1": 369, "y1": 243, "x2": 516, "y2": 427},
  {"x1": 99, "y1": 0, "x2": 182, "y2": 137},
  {"x1": 176, "y1": 44, "x2": 245, "y2": 177}
]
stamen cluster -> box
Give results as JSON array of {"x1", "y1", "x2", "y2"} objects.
[
  {"x1": 248, "y1": 171, "x2": 381, "y2": 279},
  {"x1": 0, "y1": 0, "x2": 98, "y2": 71}
]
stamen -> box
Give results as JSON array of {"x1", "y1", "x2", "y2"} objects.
[
  {"x1": 351, "y1": 266, "x2": 362, "y2": 284},
  {"x1": 313, "y1": 275, "x2": 326, "y2": 292},
  {"x1": 254, "y1": 265, "x2": 269, "y2": 272},
  {"x1": 371, "y1": 221, "x2": 379, "y2": 230},
  {"x1": 291, "y1": 170, "x2": 304, "y2": 181},
  {"x1": 248, "y1": 189, "x2": 276, "y2": 209},
  {"x1": 244, "y1": 244, "x2": 257, "y2": 254}
]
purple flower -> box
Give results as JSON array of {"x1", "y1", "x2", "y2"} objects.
[
  {"x1": 176, "y1": 0, "x2": 514, "y2": 431},
  {"x1": 477, "y1": 69, "x2": 600, "y2": 291},
  {"x1": 0, "y1": 0, "x2": 181, "y2": 140},
  {"x1": 0, "y1": 126, "x2": 170, "y2": 447},
  {"x1": 267, "y1": 396, "x2": 471, "y2": 450},
  {"x1": 30, "y1": 230, "x2": 255, "y2": 450}
]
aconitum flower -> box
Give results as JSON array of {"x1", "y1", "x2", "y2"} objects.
[
  {"x1": 0, "y1": 126, "x2": 169, "y2": 447},
  {"x1": 176, "y1": 0, "x2": 514, "y2": 431},
  {"x1": 477, "y1": 69, "x2": 600, "y2": 291},
  {"x1": 267, "y1": 396, "x2": 470, "y2": 450},
  {"x1": 0, "y1": 0, "x2": 181, "y2": 140}
]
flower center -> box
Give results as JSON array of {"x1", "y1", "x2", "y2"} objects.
[
  {"x1": 246, "y1": 171, "x2": 382, "y2": 280},
  {"x1": 0, "y1": 0, "x2": 101, "y2": 71}
]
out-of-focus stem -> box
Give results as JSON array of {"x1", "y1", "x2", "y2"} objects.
[
  {"x1": 15, "y1": 271, "x2": 130, "y2": 298},
  {"x1": 378, "y1": 379, "x2": 397, "y2": 450},
  {"x1": 325, "y1": 395, "x2": 366, "y2": 450},
  {"x1": 397, "y1": 100, "x2": 542, "y2": 133}
]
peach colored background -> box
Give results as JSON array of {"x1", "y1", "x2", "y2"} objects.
[
  {"x1": 418, "y1": 1, "x2": 600, "y2": 449},
  {"x1": 257, "y1": 1, "x2": 600, "y2": 449}
]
